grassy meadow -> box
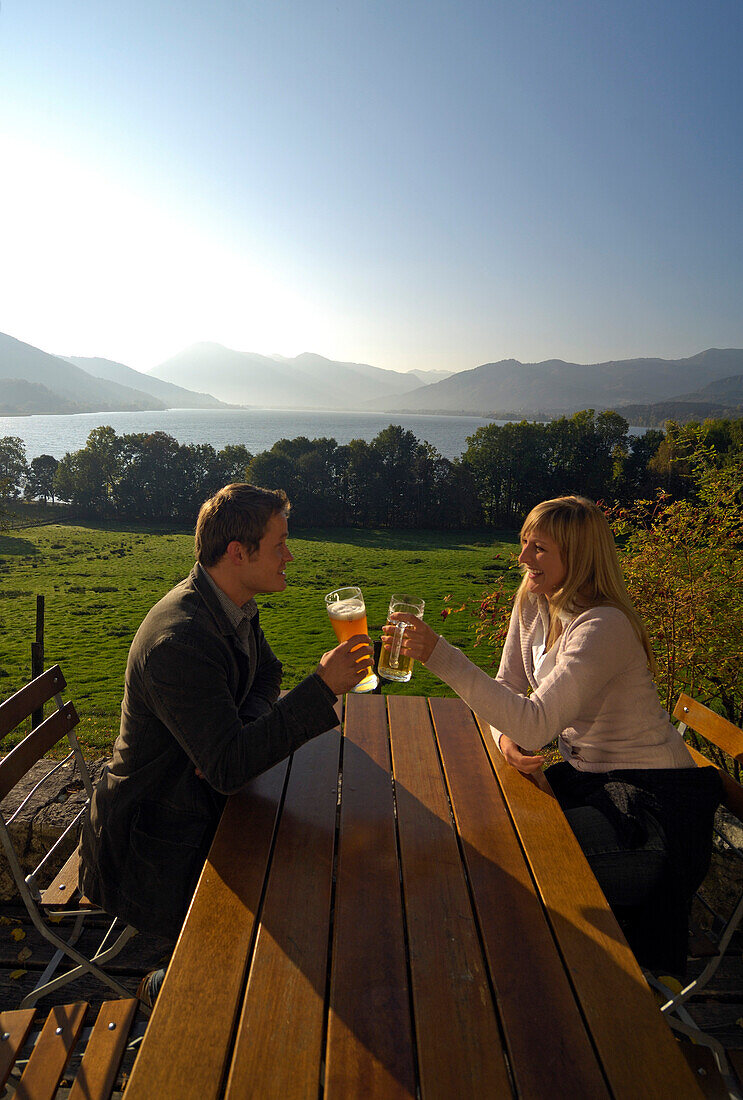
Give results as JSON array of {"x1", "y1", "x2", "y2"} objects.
[{"x1": 0, "y1": 522, "x2": 520, "y2": 755}]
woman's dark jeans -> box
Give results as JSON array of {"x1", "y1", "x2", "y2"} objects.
[{"x1": 560, "y1": 803, "x2": 667, "y2": 907}]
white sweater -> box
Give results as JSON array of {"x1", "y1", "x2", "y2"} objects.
[{"x1": 425, "y1": 596, "x2": 693, "y2": 772}]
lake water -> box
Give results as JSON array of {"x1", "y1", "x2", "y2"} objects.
[{"x1": 0, "y1": 408, "x2": 499, "y2": 462}]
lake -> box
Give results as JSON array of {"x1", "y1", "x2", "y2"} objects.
[{"x1": 0, "y1": 408, "x2": 499, "y2": 462}]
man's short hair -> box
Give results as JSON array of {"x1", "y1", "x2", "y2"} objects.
[{"x1": 195, "y1": 483, "x2": 290, "y2": 566}]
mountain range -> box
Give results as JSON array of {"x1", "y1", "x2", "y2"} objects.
[
  {"x1": 362, "y1": 348, "x2": 743, "y2": 419},
  {"x1": 149, "y1": 344, "x2": 452, "y2": 410},
  {"x1": 1, "y1": 330, "x2": 742, "y2": 424},
  {"x1": 0, "y1": 333, "x2": 226, "y2": 416}
]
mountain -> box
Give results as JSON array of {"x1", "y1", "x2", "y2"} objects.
[
  {"x1": 0, "y1": 333, "x2": 167, "y2": 414},
  {"x1": 671, "y1": 372, "x2": 743, "y2": 405},
  {"x1": 148, "y1": 343, "x2": 447, "y2": 410},
  {"x1": 64, "y1": 356, "x2": 228, "y2": 409},
  {"x1": 407, "y1": 368, "x2": 453, "y2": 386},
  {"x1": 365, "y1": 349, "x2": 743, "y2": 417},
  {"x1": 610, "y1": 373, "x2": 743, "y2": 427},
  {"x1": 0, "y1": 379, "x2": 94, "y2": 416}
]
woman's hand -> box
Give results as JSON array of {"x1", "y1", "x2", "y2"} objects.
[
  {"x1": 316, "y1": 635, "x2": 374, "y2": 695},
  {"x1": 381, "y1": 613, "x2": 440, "y2": 663},
  {"x1": 498, "y1": 733, "x2": 546, "y2": 774}
]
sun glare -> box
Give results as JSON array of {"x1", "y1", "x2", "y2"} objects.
[{"x1": 0, "y1": 137, "x2": 328, "y2": 369}]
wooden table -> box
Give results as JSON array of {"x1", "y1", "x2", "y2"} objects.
[{"x1": 123, "y1": 695, "x2": 702, "y2": 1098}]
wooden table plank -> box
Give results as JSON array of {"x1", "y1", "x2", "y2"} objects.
[
  {"x1": 430, "y1": 697, "x2": 610, "y2": 1099},
  {"x1": 123, "y1": 760, "x2": 289, "y2": 1100},
  {"x1": 479, "y1": 722, "x2": 703, "y2": 1099},
  {"x1": 324, "y1": 693, "x2": 416, "y2": 1100},
  {"x1": 387, "y1": 695, "x2": 512, "y2": 1099},
  {"x1": 225, "y1": 729, "x2": 341, "y2": 1100}
]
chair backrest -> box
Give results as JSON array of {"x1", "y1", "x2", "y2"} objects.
[
  {"x1": 0, "y1": 665, "x2": 92, "y2": 903},
  {"x1": 674, "y1": 693, "x2": 743, "y2": 823}
]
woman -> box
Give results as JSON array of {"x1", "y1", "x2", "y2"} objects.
[{"x1": 384, "y1": 495, "x2": 721, "y2": 974}]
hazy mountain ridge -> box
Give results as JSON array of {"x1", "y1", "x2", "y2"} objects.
[
  {"x1": 0, "y1": 333, "x2": 228, "y2": 416},
  {"x1": 613, "y1": 372, "x2": 743, "y2": 426},
  {"x1": 148, "y1": 343, "x2": 450, "y2": 410},
  {"x1": 366, "y1": 349, "x2": 743, "y2": 416},
  {"x1": 65, "y1": 356, "x2": 228, "y2": 409},
  {"x1": 3, "y1": 330, "x2": 743, "y2": 422},
  {"x1": 0, "y1": 379, "x2": 94, "y2": 416},
  {"x1": 0, "y1": 333, "x2": 167, "y2": 414}
]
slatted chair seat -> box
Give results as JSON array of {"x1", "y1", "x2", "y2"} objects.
[
  {"x1": 0, "y1": 998, "x2": 139, "y2": 1100},
  {"x1": 0, "y1": 665, "x2": 137, "y2": 1008},
  {"x1": 647, "y1": 694, "x2": 743, "y2": 1097}
]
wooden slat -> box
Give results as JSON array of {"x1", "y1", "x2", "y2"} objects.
[
  {"x1": 0, "y1": 1007, "x2": 36, "y2": 1090},
  {"x1": 686, "y1": 744, "x2": 743, "y2": 823},
  {"x1": 0, "y1": 666, "x2": 66, "y2": 742},
  {"x1": 429, "y1": 697, "x2": 610, "y2": 1099},
  {"x1": 123, "y1": 760, "x2": 289, "y2": 1100},
  {"x1": 225, "y1": 729, "x2": 341, "y2": 1099},
  {"x1": 0, "y1": 703, "x2": 79, "y2": 802},
  {"x1": 68, "y1": 998, "x2": 138, "y2": 1100},
  {"x1": 18, "y1": 1001, "x2": 88, "y2": 1100},
  {"x1": 675, "y1": 695, "x2": 743, "y2": 765},
  {"x1": 479, "y1": 722, "x2": 703, "y2": 1099},
  {"x1": 41, "y1": 850, "x2": 85, "y2": 909},
  {"x1": 324, "y1": 693, "x2": 416, "y2": 1100},
  {"x1": 387, "y1": 695, "x2": 512, "y2": 1098}
]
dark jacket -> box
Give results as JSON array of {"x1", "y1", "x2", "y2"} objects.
[{"x1": 79, "y1": 566, "x2": 339, "y2": 939}]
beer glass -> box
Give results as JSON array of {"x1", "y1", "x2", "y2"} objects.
[
  {"x1": 378, "y1": 594, "x2": 425, "y2": 682},
  {"x1": 324, "y1": 585, "x2": 379, "y2": 693}
]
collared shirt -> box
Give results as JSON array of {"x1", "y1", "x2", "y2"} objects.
[
  {"x1": 197, "y1": 563, "x2": 258, "y2": 689},
  {"x1": 194, "y1": 564, "x2": 337, "y2": 705}
]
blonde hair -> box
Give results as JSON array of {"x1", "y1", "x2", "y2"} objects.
[{"x1": 517, "y1": 495, "x2": 654, "y2": 665}]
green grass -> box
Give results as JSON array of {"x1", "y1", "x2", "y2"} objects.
[{"x1": 0, "y1": 522, "x2": 520, "y2": 755}]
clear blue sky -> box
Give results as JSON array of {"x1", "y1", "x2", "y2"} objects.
[{"x1": 1, "y1": 0, "x2": 741, "y2": 374}]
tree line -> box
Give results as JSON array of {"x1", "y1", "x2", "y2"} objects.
[{"x1": 2, "y1": 412, "x2": 743, "y2": 528}]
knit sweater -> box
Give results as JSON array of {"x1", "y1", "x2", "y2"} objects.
[{"x1": 425, "y1": 595, "x2": 693, "y2": 772}]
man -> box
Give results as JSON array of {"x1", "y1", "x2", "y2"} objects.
[{"x1": 79, "y1": 483, "x2": 371, "y2": 954}]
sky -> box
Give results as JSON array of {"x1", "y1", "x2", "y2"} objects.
[{"x1": 1, "y1": 0, "x2": 742, "y2": 375}]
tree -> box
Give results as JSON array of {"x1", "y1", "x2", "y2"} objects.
[
  {"x1": 25, "y1": 454, "x2": 60, "y2": 503},
  {"x1": 609, "y1": 441, "x2": 743, "y2": 726},
  {"x1": 218, "y1": 444, "x2": 253, "y2": 483},
  {"x1": 0, "y1": 436, "x2": 28, "y2": 499},
  {"x1": 114, "y1": 432, "x2": 184, "y2": 520},
  {"x1": 54, "y1": 426, "x2": 121, "y2": 513}
]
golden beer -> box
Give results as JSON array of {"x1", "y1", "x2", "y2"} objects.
[
  {"x1": 324, "y1": 587, "x2": 378, "y2": 692},
  {"x1": 378, "y1": 594, "x2": 425, "y2": 683}
]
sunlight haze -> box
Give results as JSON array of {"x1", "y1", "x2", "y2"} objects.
[{"x1": 1, "y1": 0, "x2": 741, "y2": 374}]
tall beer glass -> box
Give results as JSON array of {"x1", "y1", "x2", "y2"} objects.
[
  {"x1": 378, "y1": 594, "x2": 425, "y2": 682},
  {"x1": 324, "y1": 586, "x2": 379, "y2": 693}
]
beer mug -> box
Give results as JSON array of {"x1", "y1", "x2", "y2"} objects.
[
  {"x1": 378, "y1": 594, "x2": 425, "y2": 682},
  {"x1": 324, "y1": 585, "x2": 379, "y2": 693}
]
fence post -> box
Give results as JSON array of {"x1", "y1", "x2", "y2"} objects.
[{"x1": 31, "y1": 595, "x2": 45, "y2": 727}]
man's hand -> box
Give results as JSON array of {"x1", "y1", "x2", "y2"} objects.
[
  {"x1": 315, "y1": 634, "x2": 375, "y2": 696},
  {"x1": 498, "y1": 733, "x2": 546, "y2": 774}
]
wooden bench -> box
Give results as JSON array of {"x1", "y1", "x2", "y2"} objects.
[
  {"x1": 0, "y1": 998, "x2": 138, "y2": 1099},
  {"x1": 0, "y1": 665, "x2": 137, "y2": 1007}
]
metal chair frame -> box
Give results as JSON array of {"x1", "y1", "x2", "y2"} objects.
[
  {"x1": 0, "y1": 665, "x2": 137, "y2": 1008},
  {"x1": 649, "y1": 694, "x2": 743, "y2": 1098}
]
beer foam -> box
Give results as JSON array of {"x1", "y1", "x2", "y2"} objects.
[{"x1": 327, "y1": 597, "x2": 365, "y2": 620}]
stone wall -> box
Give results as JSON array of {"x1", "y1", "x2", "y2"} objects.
[{"x1": 0, "y1": 758, "x2": 109, "y2": 902}]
